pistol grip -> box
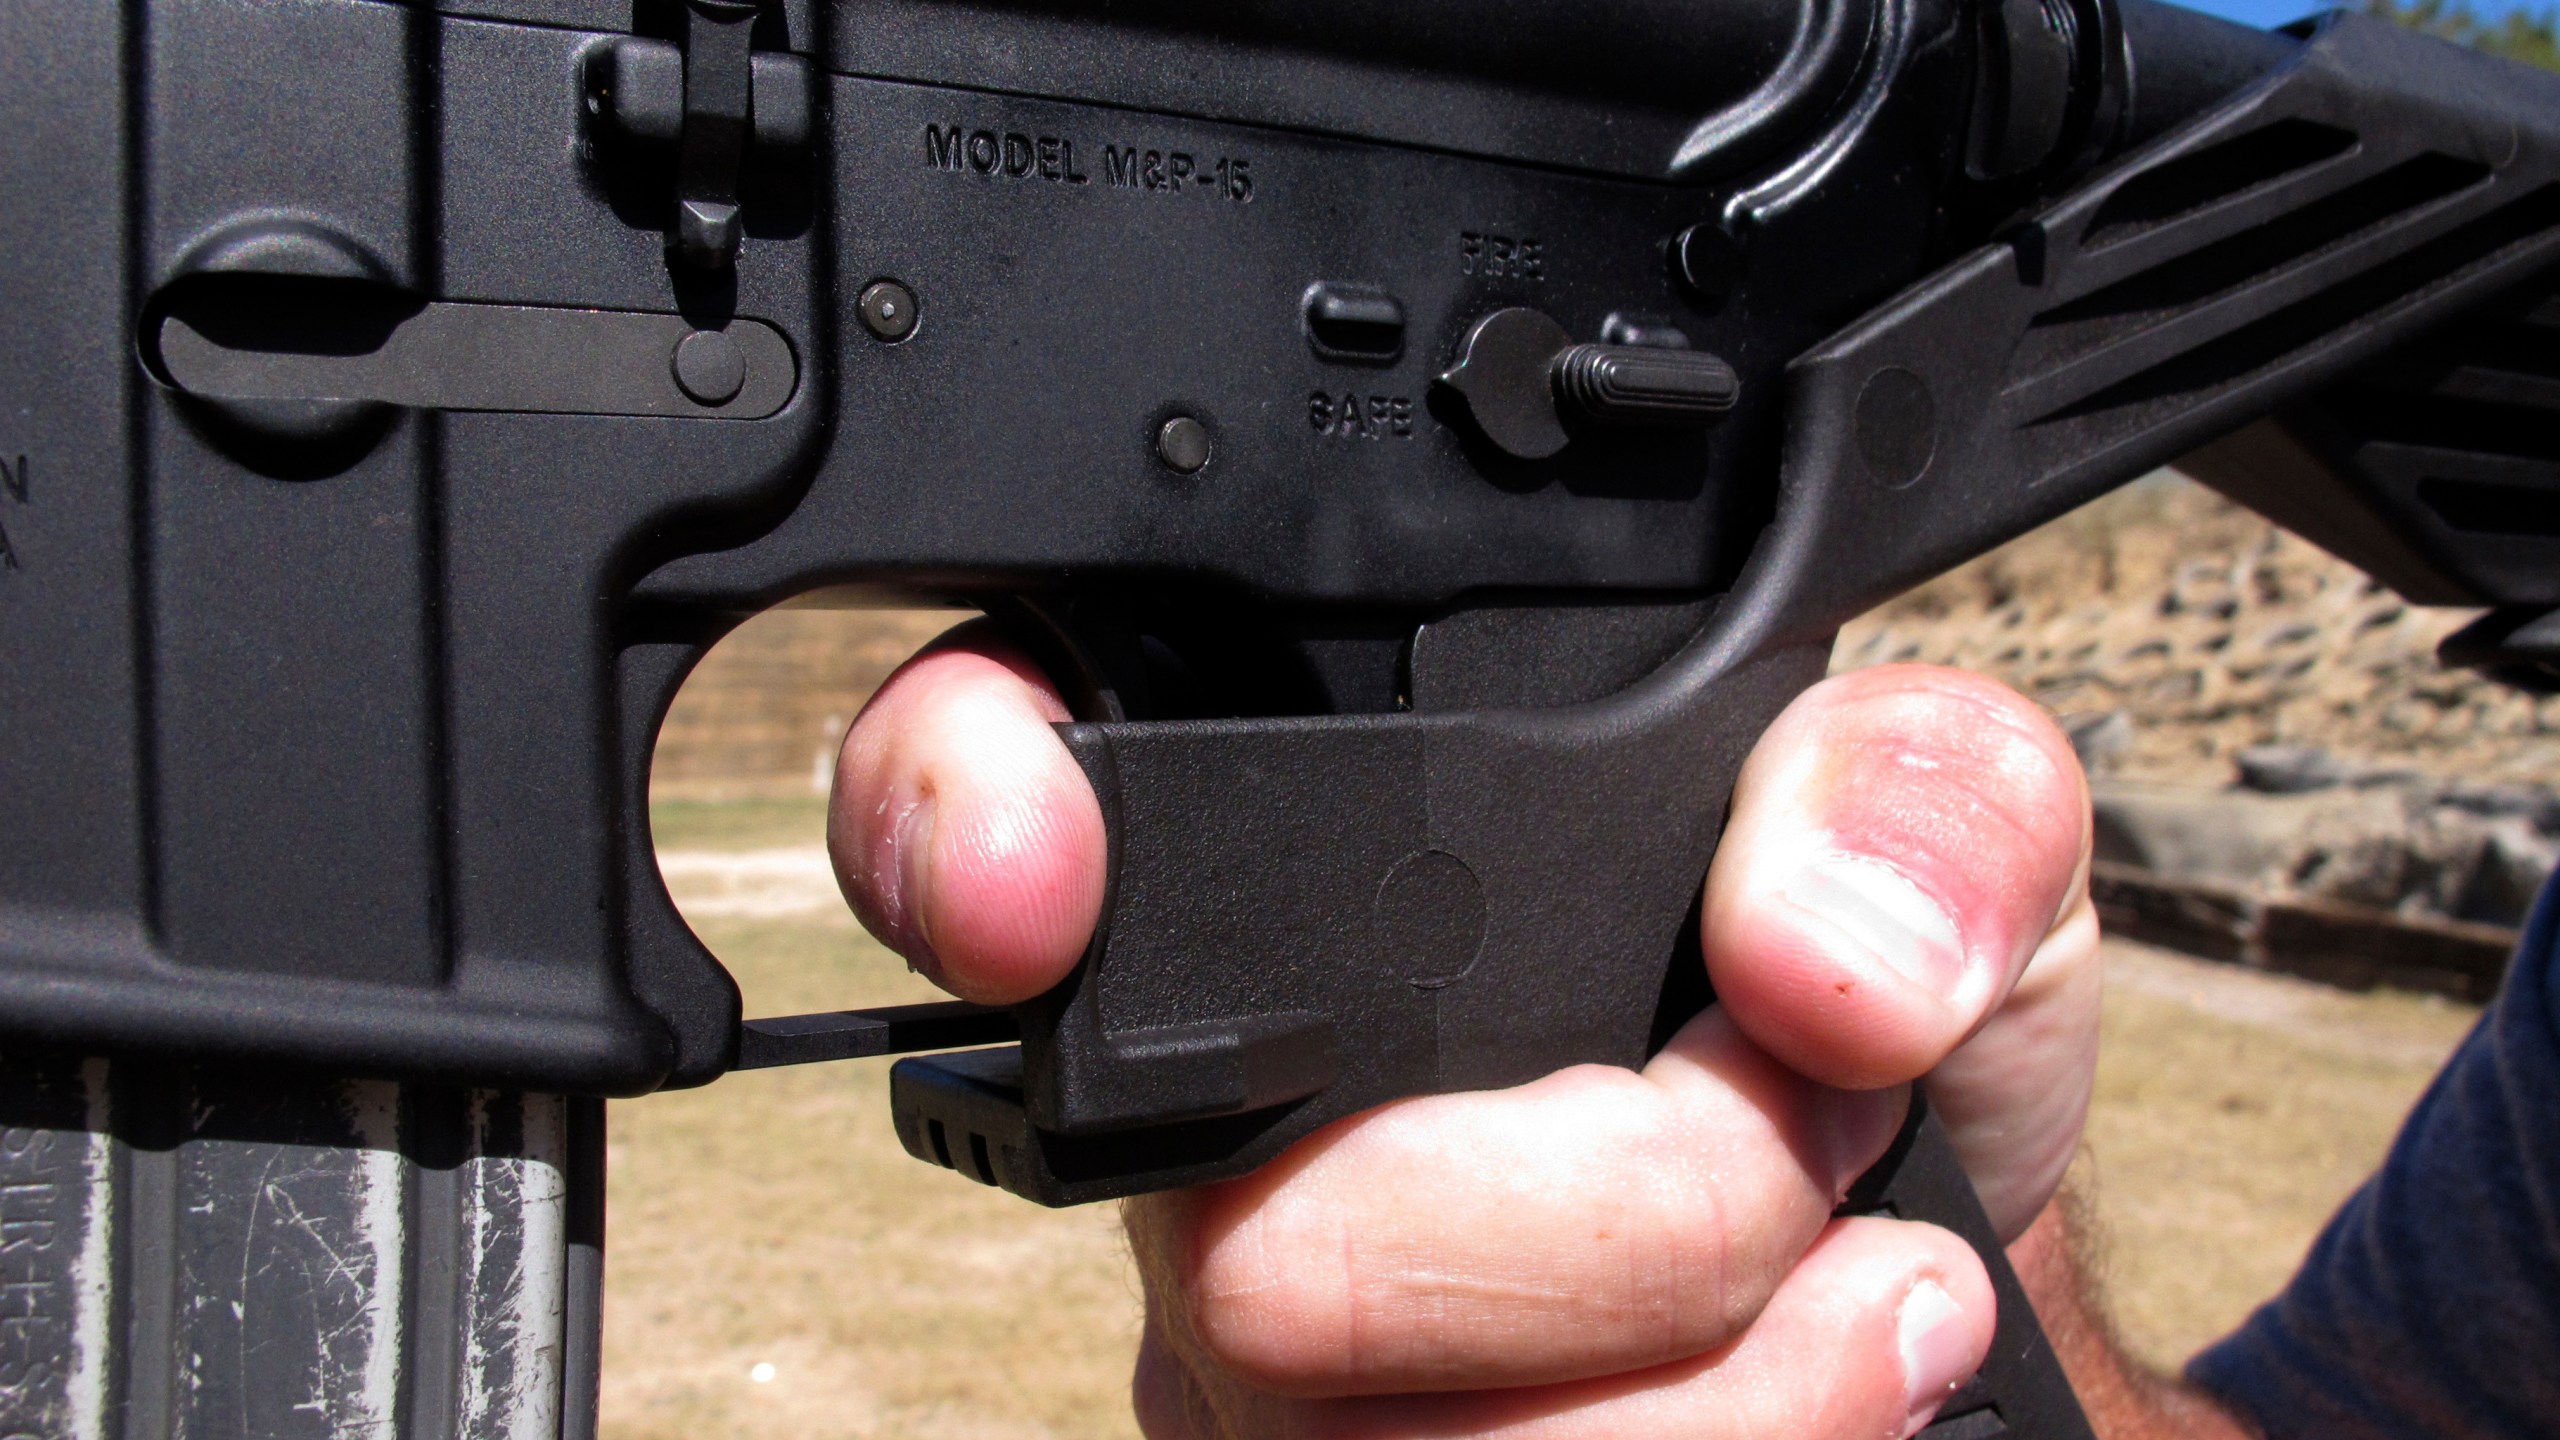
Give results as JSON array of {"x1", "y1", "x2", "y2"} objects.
[
  {"x1": 894, "y1": 1052, "x2": 2097, "y2": 1436},
  {"x1": 1844, "y1": 1093, "x2": 2097, "y2": 1440}
]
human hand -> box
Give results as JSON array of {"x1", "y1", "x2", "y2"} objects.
[{"x1": 830, "y1": 630, "x2": 2098, "y2": 1439}]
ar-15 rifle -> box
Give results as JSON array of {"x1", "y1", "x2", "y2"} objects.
[{"x1": 5, "y1": 0, "x2": 2559, "y2": 1432}]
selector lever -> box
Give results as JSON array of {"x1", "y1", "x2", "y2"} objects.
[{"x1": 1437, "y1": 307, "x2": 1739, "y2": 461}]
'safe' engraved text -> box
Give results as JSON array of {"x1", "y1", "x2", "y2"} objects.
[
  {"x1": 1310, "y1": 393, "x2": 1414, "y2": 440},
  {"x1": 925, "y1": 125, "x2": 1255, "y2": 203},
  {"x1": 1460, "y1": 232, "x2": 1545, "y2": 281}
]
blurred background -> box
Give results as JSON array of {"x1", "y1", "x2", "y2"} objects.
[{"x1": 603, "y1": 6, "x2": 2560, "y2": 1433}]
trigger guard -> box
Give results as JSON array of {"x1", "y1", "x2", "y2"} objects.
[{"x1": 980, "y1": 596, "x2": 1133, "y2": 724}]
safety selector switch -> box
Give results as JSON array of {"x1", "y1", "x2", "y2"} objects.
[{"x1": 1437, "y1": 307, "x2": 1738, "y2": 461}]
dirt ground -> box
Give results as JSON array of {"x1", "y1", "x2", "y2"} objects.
[
  {"x1": 603, "y1": 801, "x2": 2481, "y2": 1437},
  {"x1": 2080, "y1": 943, "x2": 2475, "y2": 1370},
  {"x1": 609, "y1": 800, "x2": 1139, "y2": 1440}
]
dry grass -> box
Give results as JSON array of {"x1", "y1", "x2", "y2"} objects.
[
  {"x1": 647, "y1": 795, "x2": 833, "y2": 853},
  {"x1": 604, "y1": 804, "x2": 2483, "y2": 1434},
  {"x1": 652, "y1": 608, "x2": 962, "y2": 802}
]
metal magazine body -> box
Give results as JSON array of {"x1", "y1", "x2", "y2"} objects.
[{"x1": 5, "y1": 0, "x2": 2560, "y2": 1433}]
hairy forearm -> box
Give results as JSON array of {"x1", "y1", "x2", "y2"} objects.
[{"x1": 2007, "y1": 1188, "x2": 2259, "y2": 1440}]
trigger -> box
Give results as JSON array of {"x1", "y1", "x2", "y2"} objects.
[{"x1": 981, "y1": 597, "x2": 1135, "y2": 724}]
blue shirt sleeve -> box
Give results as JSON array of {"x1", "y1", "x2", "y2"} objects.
[{"x1": 2184, "y1": 877, "x2": 2560, "y2": 1438}]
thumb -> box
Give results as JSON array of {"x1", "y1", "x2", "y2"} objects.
[{"x1": 1701, "y1": 664, "x2": 2093, "y2": 1093}]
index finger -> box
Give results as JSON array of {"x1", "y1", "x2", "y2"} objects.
[{"x1": 827, "y1": 621, "x2": 1107, "y2": 1005}]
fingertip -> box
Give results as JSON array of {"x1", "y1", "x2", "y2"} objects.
[
  {"x1": 1703, "y1": 853, "x2": 1972, "y2": 1089},
  {"x1": 1870, "y1": 1221, "x2": 2000, "y2": 1437},
  {"x1": 1703, "y1": 665, "x2": 2090, "y2": 1089},
  {"x1": 828, "y1": 626, "x2": 1107, "y2": 1005},
  {"x1": 1767, "y1": 1217, "x2": 1997, "y2": 1440}
]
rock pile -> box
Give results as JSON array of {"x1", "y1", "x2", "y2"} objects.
[
  {"x1": 1833, "y1": 472, "x2": 2560, "y2": 785},
  {"x1": 1835, "y1": 473, "x2": 2560, "y2": 990},
  {"x1": 2095, "y1": 751, "x2": 2559, "y2": 931}
]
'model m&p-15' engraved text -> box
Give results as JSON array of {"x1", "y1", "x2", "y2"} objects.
[{"x1": 925, "y1": 125, "x2": 1255, "y2": 203}]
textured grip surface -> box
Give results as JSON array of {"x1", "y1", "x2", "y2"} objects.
[
  {"x1": 1844, "y1": 1094, "x2": 2097, "y2": 1440},
  {"x1": 1553, "y1": 344, "x2": 1741, "y2": 426}
]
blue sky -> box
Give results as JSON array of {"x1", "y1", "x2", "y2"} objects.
[{"x1": 2172, "y1": 0, "x2": 2546, "y2": 29}]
